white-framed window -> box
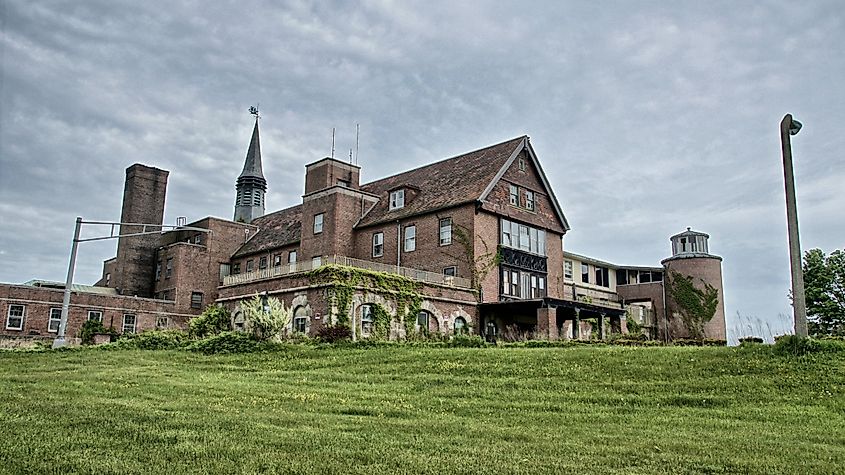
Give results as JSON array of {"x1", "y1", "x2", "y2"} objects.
[
  {"x1": 288, "y1": 251, "x2": 297, "y2": 264},
  {"x1": 293, "y1": 306, "x2": 308, "y2": 333},
  {"x1": 372, "y1": 232, "x2": 384, "y2": 257},
  {"x1": 48, "y1": 308, "x2": 62, "y2": 333},
  {"x1": 509, "y1": 184, "x2": 519, "y2": 206},
  {"x1": 122, "y1": 314, "x2": 136, "y2": 334},
  {"x1": 404, "y1": 225, "x2": 416, "y2": 252},
  {"x1": 6, "y1": 304, "x2": 24, "y2": 330},
  {"x1": 500, "y1": 219, "x2": 546, "y2": 256},
  {"x1": 88, "y1": 310, "x2": 103, "y2": 323},
  {"x1": 273, "y1": 254, "x2": 282, "y2": 267},
  {"x1": 581, "y1": 263, "x2": 589, "y2": 283},
  {"x1": 564, "y1": 260, "x2": 573, "y2": 280},
  {"x1": 361, "y1": 304, "x2": 375, "y2": 337},
  {"x1": 156, "y1": 316, "x2": 169, "y2": 329},
  {"x1": 525, "y1": 190, "x2": 535, "y2": 211},
  {"x1": 191, "y1": 292, "x2": 203, "y2": 309},
  {"x1": 219, "y1": 263, "x2": 231, "y2": 280},
  {"x1": 389, "y1": 189, "x2": 405, "y2": 210},
  {"x1": 443, "y1": 266, "x2": 457, "y2": 277},
  {"x1": 502, "y1": 268, "x2": 520, "y2": 296},
  {"x1": 312, "y1": 256, "x2": 322, "y2": 268},
  {"x1": 454, "y1": 316, "x2": 467, "y2": 334},
  {"x1": 313, "y1": 213, "x2": 324, "y2": 234},
  {"x1": 439, "y1": 218, "x2": 452, "y2": 246},
  {"x1": 518, "y1": 157, "x2": 526, "y2": 171}
]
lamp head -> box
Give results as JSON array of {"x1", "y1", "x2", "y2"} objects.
[{"x1": 789, "y1": 119, "x2": 802, "y2": 136}]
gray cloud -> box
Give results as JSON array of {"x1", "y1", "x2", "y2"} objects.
[{"x1": 2, "y1": 0, "x2": 843, "y2": 343}]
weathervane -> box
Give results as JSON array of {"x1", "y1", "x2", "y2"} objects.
[{"x1": 249, "y1": 105, "x2": 260, "y2": 120}]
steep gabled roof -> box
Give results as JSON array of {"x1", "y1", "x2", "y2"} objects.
[
  {"x1": 232, "y1": 204, "x2": 301, "y2": 258},
  {"x1": 356, "y1": 136, "x2": 527, "y2": 227},
  {"x1": 239, "y1": 118, "x2": 264, "y2": 179}
]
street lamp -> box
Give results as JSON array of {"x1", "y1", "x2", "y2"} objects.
[{"x1": 780, "y1": 113, "x2": 807, "y2": 337}]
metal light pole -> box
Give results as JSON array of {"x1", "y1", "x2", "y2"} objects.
[
  {"x1": 53, "y1": 217, "x2": 83, "y2": 348},
  {"x1": 780, "y1": 113, "x2": 807, "y2": 337}
]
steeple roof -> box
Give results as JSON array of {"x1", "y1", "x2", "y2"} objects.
[{"x1": 239, "y1": 118, "x2": 264, "y2": 179}]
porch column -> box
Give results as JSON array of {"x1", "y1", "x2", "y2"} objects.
[
  {"x1": 573, "y1": 308, "x2": 581, "y2": 340},
  {"x1": 537, "y1": 307, "x2": 559, "y2": 341},
  {"x1": 598, "y1": 312, "x2": 606, "y2": 340}
]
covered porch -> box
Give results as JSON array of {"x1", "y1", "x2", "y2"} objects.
[{"x1": 479, "y1": 298, "x2": 627, "y2": 342}]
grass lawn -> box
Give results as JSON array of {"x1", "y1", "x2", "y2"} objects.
[{"x1": 0, "y1": 345, "x2": 843, "y2": 474}]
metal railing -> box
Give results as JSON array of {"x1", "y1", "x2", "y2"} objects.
[{"x1": 222, "y1": 255, "x2": 473, "y2": 289}]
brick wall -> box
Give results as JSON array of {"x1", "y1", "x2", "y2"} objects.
[{"x1": 663, "y1": 256, "x2": 727, "y2": 340}]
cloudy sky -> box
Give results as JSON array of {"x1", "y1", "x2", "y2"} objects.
[{"x1": 1, "y1": 1, "x2": 843, "y2": 342}]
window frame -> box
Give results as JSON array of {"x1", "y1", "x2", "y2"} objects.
[
  {"x1": 156, "y1": 316, "x2": 169, "y2": 329},
  {"x1": 525, "y1": 190, "x2": 535, "y2": 211},
  {"x1": 190, "y1": 292, "x2": 203, "y2": 309},
  {"x1": 48, "y1": 307, "x2": 62, "y2": 333},
  {"x1": 312, "y1": 256, "x2": 322, "y2": 268},
  {"x1": 259, "y1": 256, "x2": 268, "y2": 269},
  {"x1": 389, "y1": 189, "x2": 405, "y2": 210},
  {"x1": 564, "y1": 260, "x2": 574, "y2": 280},
  {"x1": 165, "y1": 258, "x2": 173, "y2": 279},
  {"x1": 361, "y1": 304, "x2": 375, "y2": 337},
  {"x1": 87, "y1": 310, "x2": 103, "y2": 323},
  {"x1": 273, "y1": 254, "x2": 282, "y2": 267},
  {"x1": 313, "y1": 213, "x2": 324, "y2": 234},
  {"x1": 372, "y1": 232, "x2": 384, "y2": 257},
  {"x1": 288, "y1": 251, "x2": 297, "y2": 264},
  {"x1": 6, "y1": 304, "x2": 24, "y2": 330},
  {"x1": 439, "y1": 217, "x2": 452, "y2": 246},
  {"x1": 581, "y1": 263, "x2": 590, "y2": 284},
  {"x1": 443, "y1": 266, "x2": 457, "y2": 277},
  {"x1": 122, "y1": 314, "x2": 137, "y2": 334},
  {"x1": 404, "y1": 225, "x2": 416, "y2": 252},
  {"x1": 509, "y1": 184, "x2": 519, "y2": 206}
]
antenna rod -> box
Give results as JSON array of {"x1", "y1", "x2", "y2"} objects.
[
  {"x1": 355, "y1": 123, "x2": 360, "y2": 165},
  {"x1": 331, "y1": 128, "x2": 335, "y2": 158}
]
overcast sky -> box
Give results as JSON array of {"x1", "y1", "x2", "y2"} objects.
[{"x1": 1, "y1": 1, "x2": 843, "y2": 342}]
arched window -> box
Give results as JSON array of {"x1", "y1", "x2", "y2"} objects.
[
  {"x1": 417, "y1": 310, "x2": 433, "y2": 334},
  {"x1": 233, "y1": 312, "x2": 245, "y2": 332},
  {"x1": 361, "y1": 304, "x2": 375, "y2": 338},
  {"x1": 454, "y1": 316, "x2": 467, "y2": 334},
  {"x1": 293, "y1": 306, "x2": 308, "y2": 333}
]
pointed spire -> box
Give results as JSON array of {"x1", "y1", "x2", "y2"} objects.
[{"x1": 239, "y1": 118, "x2": 264, "y2": 178}]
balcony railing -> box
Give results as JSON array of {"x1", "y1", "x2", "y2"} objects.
[{"x1": 222, "y1": 255, "x2": 473, "y2": 289}]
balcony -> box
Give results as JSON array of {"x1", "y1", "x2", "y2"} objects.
[{"x1": 222, "y1": 255, "x2": 473, "y2": 289}]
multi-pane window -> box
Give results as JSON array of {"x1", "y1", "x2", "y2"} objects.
[
  {"x1": 191, "y1": 292, "x2": 203, "y2": 309},
  {"x1": 165, "y1": 258, "x2": 173, "y2": 279},
  {"x1": 594, "y1": 266, "x2": 610, "y2": 288},
  {"x1": 293, "y1": 307, "x2": 308, "y2": 333},
  {"x1": 443, "y1": 266, "x2": 457, "y2": 277},
  {"x1": 88, "y1": 310, "x2": 103, "y2": 322},
  {"x1": 454, "y1": 317, "x2": 467, "y2": 334},
  {"x1": 122, "y1": 314, "x2": 136, "y2": 334},
  {"x1": 232, "y1": 263, "x2": 241, "y2": 275},
  {"x1": 404, "y1": 225, "x2": 416, "y2": 252},
  {"x1": 219, "y1": 263, "x2": 231, "y2": 280},
  {"x1": 6, "y1": 304, "x2": 24, "y2": 330},
  {"x1": 372, "y1": 232, "x2": 384, "y2": 257},
  {"x1": 246, "y1": 259, "x2": 254, "y2": 273},
  {"x1": 500, "y1": 219, "x2": 546, "y2": 255},
  {"x1": 581, "y1": 263, "x2": 589, "y2": 283},
  {"x1": 439, "y1": 218, "x2": 452, "y2": 245},
  {"x1": 531, "y1": 275, "x2": 546, "y2": 298},
  {"x1": 509, "y1": 184, "x2": 519, "y2": 205},
  {"x1": 417, "y1": 311, "x2": 430, "y2": 331},
  {"x1": 155, "y1": 261, "x2": 162, "y2": 280},
  {"x1": 273, "y1": 255, "x2": 282, "y2": 267},
  {"x1": 259, "y1": 256, "x2": 268, "y2": 269},
  {"x1": 156, "y1": 317, "x2": 169, "y2": 329},
  {"x1": 389, "y1": 189, "x2": 405, "y2": 210},
  {"x1": 288, "y1": 251, "x2": 297, "y2": 264},
  {"x1": 525, "y1": 191, "x2": 535, "y2": 211},
  {"x1": 564, "y1": 260, "x2": 573, "y2": 280},
  {"x1": 312, "y1": 256, "x2": 322, "y2": 268},
  {"x1": 361, "y1": 304, "x2": 374, "y2": 337},
  {"x1": 313, "y1": 213, "x2": 324, "y2": 234},
  {"x1": 501, "y1": 269, "x2": 520, "y2": 296},
  {"x1": 48, "y1": 308, "x2": 62, "y2": 333}
]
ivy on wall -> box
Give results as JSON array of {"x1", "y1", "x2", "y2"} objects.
[
  {"x1": 667, "y1": 271, "x2": 719, "y2": 340},
  {"x1": 308, "y1": 264, "x2": 423, "y2": 339}
]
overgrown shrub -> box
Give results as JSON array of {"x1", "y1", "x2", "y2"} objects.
[
  {"x1": 240, "y1": 294, "x2": 292, "y2": 341},
  {"x1": 316, "y1": 324, "x2": 352, "y2": 343},
  {"x1": 186, "y1": 331, "x2": 265, "y2": 355},
  {"x1": 78, "y1": 320, "x2": 115, "y2": 345},
  {"x1": 773, "y1": 335, "x2": 822, "y2": 356},
  {"x1": 738, "y1": 337, "x2": 764, "y2": 345},
  {"x1": 189, "y1": 305, "x2": 231, "y2": 339},
  {"x1": 446, "y1": 334, "x2": 486, "y2": 348},
  {"x1": 118, "y1": 330, "x2": 188, "y2": 350}
]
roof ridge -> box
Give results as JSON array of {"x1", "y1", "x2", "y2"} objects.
[{"x1": 360, "y1": 135, "x2": 527, "y2": 188}]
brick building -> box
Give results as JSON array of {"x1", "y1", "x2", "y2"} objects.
[{"x1": 1, "y1": 118, "x2": 726, "y2": 344}]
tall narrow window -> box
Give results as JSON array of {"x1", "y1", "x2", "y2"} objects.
[
  {"x1": 439, "y1": 218, "x2": 452, "y2": 246},
  {"x1": 509, "y1": 185, "x2": 519, "y2": 206},
  {"x1": 232, "y1": 263, "x2": 241, "y2": 275},
  {"x1": 155, "y1": 261, "x2": 162, "y2": 280},
  {"x1": 191, "y1": 292, "x2": 203, "y2": 309},
  {"x1": 288, "y1": 251, "x2": 297, "y2": 264},
  {"x1": 165, "y1": 258, "x2": 173, "y2": 279},
  {"x1": 372, "y1": 232, "x2": 384, "y2": 257},
  {"x1": 518, "y1": 157, "x2": 526, "y2": 171},
  {"x1": 525, "y1": 190, "x2": 535, "y2": 211},
  {"x1": 361, "y1": 304, "x2": 375, "y2": 337},
  {"x1": 246, "y1": 259, "x2": 254, "y2": 272},
  {"x1": 389, "y1": 189, "x2": 405, "y2": 210},
  {"x1": 48, "y1": 308, "x2": 62, "y2": 333},
  {"x1": 273, "y1": 255, "x2": 282, "y2": 267},
  {"x1": 581, "y1": 263, "x2": 589, "y2": 283},
  {"x1": 219, "y1": 263, "x2": 231, "y2": 280},
  {"x1": 564, "y1": 260, "x2": 573, "y2": 280},
  {"x1": 313, "y1": 214, "x2": 324, "y2": 234},
  {"x1": 404, "y1": 225, "x2": 416, "y2": 252},
  {"x1": 122, "y1": 314, "x2": 136, "y2": 334},
  {"x1": 259, "y1": 256, "x2": 268, "y2": 269}
]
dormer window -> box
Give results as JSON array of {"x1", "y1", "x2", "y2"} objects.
[{"x1": 389, "y1": 189, "x2": 405, "y2": 210}]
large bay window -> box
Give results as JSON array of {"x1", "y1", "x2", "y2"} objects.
[{"x1": 500, "y1": 219, "x2": 546, "y2": 255}]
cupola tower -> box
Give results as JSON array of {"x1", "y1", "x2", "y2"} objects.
[{"x1": 233, "y1": 113, "x2": 267, "y2": 223}]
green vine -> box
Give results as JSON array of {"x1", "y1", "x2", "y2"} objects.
[
  {"x1": 667, "y1": 271, "x2": 719, "y2": 340},
  {"x1": 307, "y1": 264, "x2": 424, "y2": 339}
]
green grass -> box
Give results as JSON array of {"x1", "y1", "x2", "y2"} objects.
[{"x1": 1, "y1": 345, "x2": 843, "y2": 474}]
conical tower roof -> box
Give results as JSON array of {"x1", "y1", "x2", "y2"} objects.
[{"x1": 239, "y1": 118, "x2": 264, "y2": 179}]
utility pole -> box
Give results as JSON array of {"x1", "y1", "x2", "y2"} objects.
[{"x1": 780, "y1": 113, "x2": 807, "y2": 337}]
